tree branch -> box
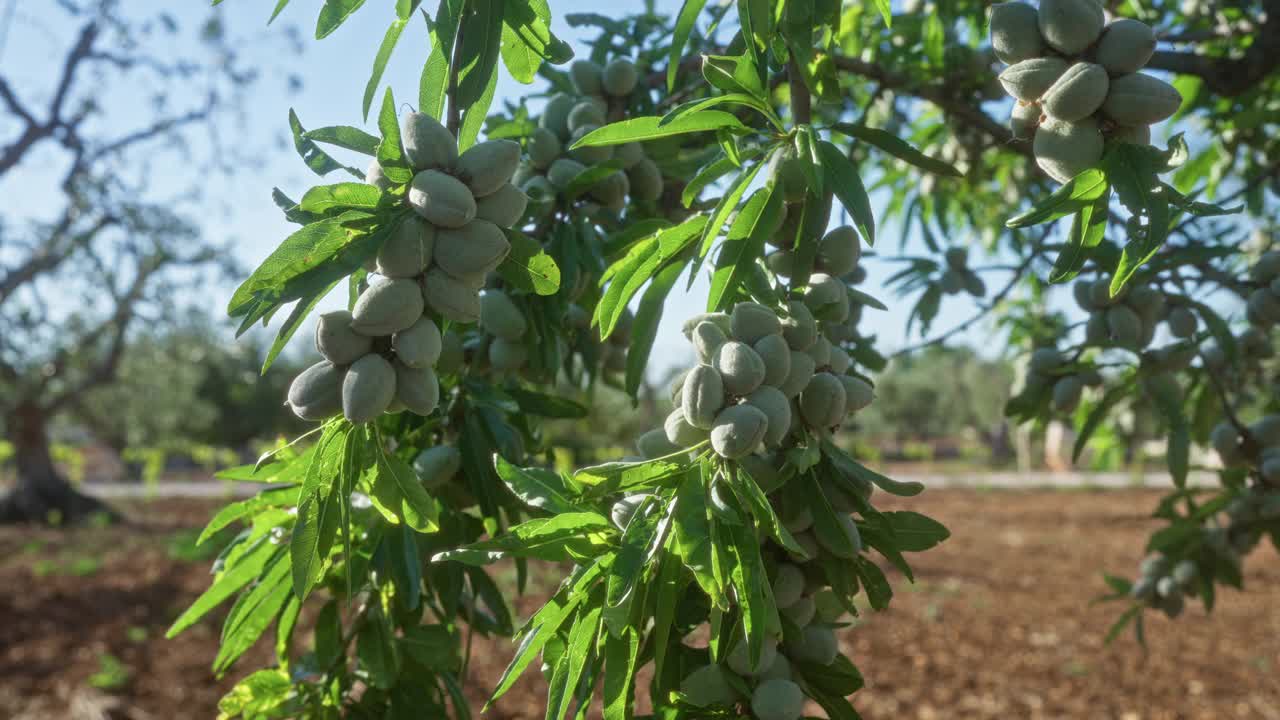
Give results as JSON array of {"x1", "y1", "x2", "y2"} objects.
[
  {"x1": 826, "y1": 52, "x2": 1032, "y2": 160},
  {"x1": 1145, "y1": 0, "x2": 1280, "y2": 97}
]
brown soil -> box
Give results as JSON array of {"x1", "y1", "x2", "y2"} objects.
[{"x1": 0, "y1": 489, "x2": 1276, "y2": 720}]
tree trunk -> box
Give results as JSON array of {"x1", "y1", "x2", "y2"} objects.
[{"x1": 0, "y1": 399, "x2": 117, "y2": 524}]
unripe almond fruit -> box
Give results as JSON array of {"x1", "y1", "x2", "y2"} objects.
[
  {"x1": 456, "y1": 140, "x2": 521, "y2": 198},
  {"x1": 1095, "y1": 19, "x2": 1157, "y2": 75},
  {"x1": 401, "y1": 111, "x2": 458, "y2": 171},
  {"x1": 989, "y1": 2, "x2": 1044, "y2": 64},
  {"x1": 342, "y1": 354, "x2": 397, "y2": 424},
  {"x1": 999, "y1": 57, "x2": 1069, "y2": 102},
  {"x1": 1033, "y1": 116, "x2": 1104, "y2": 184},
  {"x1": 351, "y1": 278, "x2": 426, "y2": 336},
  {"x1": 1102, "y1": 73, "x2": 1182, "y2": 126},
  {"x1": 1038, "y1": 0, "x2": 1104, "y2": 55},
  {"x1": 1041, "y1": 63, "x2": 1109, "y2": 122},
  {"x1": 315, "y1": 310, "x2": 373, "y2": 365},
  {"x1": 409, "y1": 170, "x2": 476, "y2": 228}
]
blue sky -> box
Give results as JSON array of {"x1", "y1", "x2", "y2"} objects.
[{"x1": 0, "y1": 1, "x2": 1055, "y2": 379}]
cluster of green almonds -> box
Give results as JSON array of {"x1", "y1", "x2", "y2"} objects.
[
  {"x1": 370, "y1": 112, "x2": 528, "y2": 324},
  {"x1": 1021, "y1": 347, "x2": 1104, "y2": 414},
  {"x1": 1073, "y1": 278, "x2": 1178, "y2": 351},
  {"x1": 1210, "y1": 414, "x2": 1280, "y2": 478},
  {"x1": 990, "y1": 0, "x2": 1181, "y2": 182},
  {"x1": 515, "y1": 57, "x2": 664, "y2": 216},
  {"x1": 473, "y1": 289, "x2": 531, "y2": 374},
  {"x1": 610, "y1": 483, "x2": 865, "y2": 720},
  {"x1": 1131, "y1": 481, "x2": 1280, "y2": 616},
  {"x1": 938, "y1": 247, "x2": 987, "y2": 298},
  {"x1": 635, "y1": 301, "x2": 875, "y2": 461},
  {"x1": 285, "y1": 304, "x2": 448, "y2": 424},
  {"x1": 1129, "y1": 552, "x2": 1199, "y2": 618},
  {"x1": 286, "y1": 113, "x2": 527, "y2": 425},
  {"x1": 1243, "y1": 250, "x2": 1280, "y2": 330}
]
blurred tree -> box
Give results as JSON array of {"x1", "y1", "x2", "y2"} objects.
[
  {"x1": 858, "y1": 346, "x2": 1015, "y2": 459},
  {"x1": 0, "y1": 1, "x2": 282, "y2": 522},
  {"x1": 70, "y1": 309, "x2": 304, "y2": 457}
]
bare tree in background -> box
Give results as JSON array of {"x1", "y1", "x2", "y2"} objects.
[{"x1": 0, "y1": 1, "x2": 280, "y2": 522}]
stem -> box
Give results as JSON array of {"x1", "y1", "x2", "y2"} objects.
[
  {"x1": 788, "y1": 60, "x2": 811, "y2": 125},
  {"x1": 445, "y1": 8, "x2": 466, "y2": 135}
]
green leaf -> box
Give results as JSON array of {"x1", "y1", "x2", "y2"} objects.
[
  {"x1": 817, "y1": 140, "x2": 875, "y2": 246},
  {"x1": 571, "y1": 112, "x2": 746, "y2": 148},
  {"x1": 262, "y1": 279, "x2": 338, "y2": 373},
  {"x1": 1107, "y1": 146, "x2": 1170, "y2": 296},
  {"x1": 706, "y1": 183, "x2": 784, "y2": 311},
  {"x1": 197, "y1": 486, "x2": 301, "y2": 546},
  {"x1": 376, "y1": 88, "x2": 412, "y2": 183},
  {"x1": 596, "y1": 216, "x2": 706, "y2": 340},
  {"x1": 420, "y1": 0, "x2": 464, "y2": 120},
  {"x1": 688, "y1": 159, "x2": 764, "y2": 289},
  {"x1": 498, "y1": 229, "x2": 561, "y2": 295},
  {"x1": 362, "y1": 16, "x2": 410, "y2": 121},
  {"x1": 227, "y1": 220, "x2": 348, "y2": 317},
  {"x1": 357, "y1": 606, "x2": 401, "y2": 688},
  {"x1": 668, "y1": 0, "x2": 710, "y2": 91},
  {"x1": 289, "y1": 109, "x2": 356, "y2": 178},
  {"x1": 830, "y1": 123, "x2": 961, "y2": 177},
  {"x1": 626, "y1": 259, "x2": 686, "y2": 400},
  {"x1": 504, "y1": 0, "x2": 573, "y2": 64},
  {"x1": 456, "y1": 0, "x2": 503, "y2": 106},
  {"x1": 875, "y1": 512, "x2": 950, "y2": 552},
  {"x1": 431, "y1": 513, "x2": 613, "y2": 565},
  {"x1": 303, "y1": 126, "x2": 381, "y2": 155},
  {"x1": 682, "y1": 146, "x2": 764, "y2": 207},
  {"x1": 602, "y1": 628, "x2": 640, "y2": 720},
  {"x1": 1072, "y1": 377, "x2": 1135, "y2": 462},
  {"x1": 316, "y1": 0, "x2": 367, "y2": 39},
  {"x1": 369, "y1": 442, "x2": 440, "y2": 532},
  {"x1": 551, "y1": 604, "x2": 603, "y2": 720},
  {"x1": 853, "y1": 556, "x2": 892, "y2": 610},
  {"x1": 1005, "y1": 169, "x2": 1108, "y2": 228},
  {"x1": 495, "y1": 455, "x2": 579, "y2": 515},
  {"x1": 500, "y1": 20, "x2": 541, "y2": 83},
  {"x1": 166, "y1": 540, "x2": 279, "y2": 638},
  {"x1": 702, "y1": 53, "x2": 766, "y2": 101},
  {"x1": 458, "y1": 60, "x2": 499, "y2": 152},
  {"x1": 400, "y1": 624, "x2": 460, "y2": 671},
  {"x1": 290, "y1": 425, "x2": 349, "y2": 600},
  {"x1": 299, "y1": 183, "x2": 384, "y2": 214},
  {"x1": 507, "y1": 387, "x2": 589, "y2": 418},
  {"x1": 1048, "y1": 185, "x2": 1111, "y2": 283},
  {"x1": 213, "y1": 553, "x2": 293, "y2": 675},
  {"x1": 487, "y1": 562, "x2": 604, "y2": 707}
]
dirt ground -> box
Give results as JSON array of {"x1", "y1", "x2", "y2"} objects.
[{"x1": 0, "y1": 488, "x2": 1276, "y2": 720}]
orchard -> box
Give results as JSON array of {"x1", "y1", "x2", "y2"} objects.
[{"x1": 159, "y1": 0, "x2": 1280, "y2": 717}]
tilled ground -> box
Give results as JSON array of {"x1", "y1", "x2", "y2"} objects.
[{"x1": 0, "y1": 488, "x2": 1276, "y2": 720}]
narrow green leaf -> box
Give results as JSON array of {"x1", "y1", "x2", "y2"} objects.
[
  {"x1": 166, "y1": 541, "x2": 278, "y2": 638},
  {"x1": 688, "y1": 159, "x2": 763, "y2": 289},
  {"x1": 1005, "y1": 169, "x2": 1108, "y2": 228},
  {"x1": 288, "y1": 109, "x2": 354, "y2": 178},
  {"x1": 830, "y1": 123, "x2": 961, "y2": 177},
  {"x1": 316, "y1": 0, "x2": 367, "y2": 39},
  {"x1": 369, "y1": 442, "x2": 440, "y2": 532},
  {"x1": 420, "y1": 0, "x2": 463, "y2": 120},
  {"x1": 214, "y1": 555, "x2": 293, "y2": 675},
  {"x1": 1048, "y1": 185, "x2": 1111, "y2": 283},
  {"x1": 499, "y1": 228, "x2": 561, "y2": 294},
  {"x1": 668, "y1": 0, "x2": 710, "y2": 91},
  {"x1": 707, "y1": 183, "x2": 784, "y2": 311},
  {"x1": 571, "y1": 112, "x2": 746, "y2": 148},
  {"x1": 602, "y1": 628, "x2": 639, "y2": 720},
  {"x1": 303, "y1": 126, "x2": 381, "y2": 155},
  {"x1": 626, "y1": 259, "x2": 686, "y2": 399},
  {"x1": 817, "y1": 140, "x2": 875, "y2": 246},
  {"x1": 362, "y1": 17, "x2": 409, "y2": 121}
]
